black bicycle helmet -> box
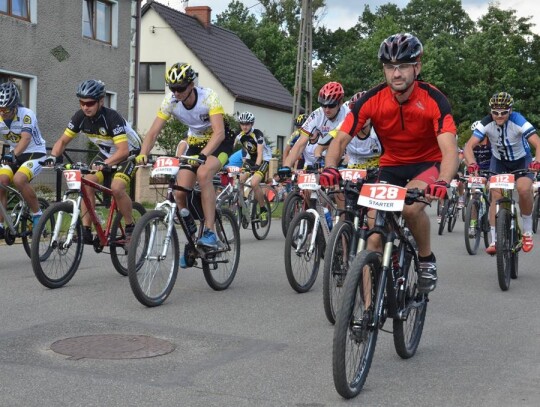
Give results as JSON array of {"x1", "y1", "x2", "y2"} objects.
[
  {"x1": 0, "y1": 82, "x2": 20, "y2": 108},
  {"x1": 76, "y1": 79, "x2": 106, "y2": 100},
  {"x1": 378, "y1": 33, "x2": 423, "y2": 63}
]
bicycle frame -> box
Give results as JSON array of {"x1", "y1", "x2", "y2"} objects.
[{"x1": 0, "y1": 184, "x2": 27, "y2": 235}]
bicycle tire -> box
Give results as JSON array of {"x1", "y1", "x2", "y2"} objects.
[
  {"x1": 202, "y1": 208, "x2": 240, "y2": 290},
  {"x1": 510, "y1": 228, "x2": 519, "y2": 280},
  {"x1": 284, "y1": 211, "x2": 323, "y2": 293},
  {"x1": 31, "y1": 202, "x2": 84, "y2": 289},
  {"x1": 447, "y1": 198, "x2": 459, "y2": 232},
  {"x1": 496, "y1": 208, "x2": 512, "y2": 291},
  {"x1": 250, "y1": 192, "x2": 271, "y2": 240},
  {"x1": 464, "y1": 199, "x2": 482, "y2": 255},
  {"x1": 437, "y1": 199, "x2": 449, "y2": 235},
  {"x1": 332, "y1": 250, "x2": 380, "y2": 399},
  {"x1": 281, "y1": 192, "x2": 302, "y2": 237},
  {"x1": 110, "y1": 201, "x2": 146, "y2": 276},
  {"x1": 533, "y1": 192, "x2": 540, "y2": 233},
  {"x1": 323, "y1": 220, "x2": 353, "y2": 324},
  {"x1": 393, "y1": 248, "x2": 428, "y2": 359},
  {"x1": 21, "y1": 197, "x2": 50, "y2": 258},
  {"x1": 264, "y1": 185, "x2": 280, "y2": 214},
  {"x1": 127, "y1": 210, "x2": 179, "y2": 307},
  {"x1": 482, "y1": 212, "x2": 492, "y2": 249}
]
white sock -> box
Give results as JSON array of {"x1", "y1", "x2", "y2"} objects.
[
  {"x1": 33, "y1": 210, "x2": 42, "y2": 217},
  {"x1": 491, "y1": 226, "x2": 496, "y2": 243},
  {"x1": 522, "y1": 214, "x2": 532, "y2": 235}
]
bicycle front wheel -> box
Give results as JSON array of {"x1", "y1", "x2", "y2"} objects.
[
  {"x1": 110, "y1": 201, "x2": 146, "y2": 276},
  {"x1": 31, "y1": 202, "x2": 84, "y2": 289},
  {"x1": 202, "y1": 208, "x2": 240, "y2": 290},
  {"x1": 21, "y1": 197, "x2": 50, "y2": 258},
  {"x1": 533, "y1": 192, "x2": 540, "y2": 233},
  {"x1": 250, "y1": 192, "x2": 271, "y2": 240},
  {"x1": 496, "y1": 208, "x2": 512, "y2": 291},
  {"x1": 332, "y1": 250, "x2": 380, "y2": 399},
  {"x1": 281, "y1": 192, "x2": 302, "y2": 237},
  {"x1": 323, "y1": 220, "x2": 354, "y2": 324},
  {"x1": 127, "y1": 210, "x2": 179, "y2": 307},
  {"x1": 464, "y1": 199, "x2": 481, "y2": 255},
  {"x1": 438, "y1": 199, "x2": 449, "y2": 235},
  {"x1": 284, "y1": 211, "x2": 323, "y2": 293},
  {"x1": 447, "y1": 199, "x2": 458, "y2": 232},
  {"x1": 393, "y1": 251, "x2": 428, "y2": 359}
]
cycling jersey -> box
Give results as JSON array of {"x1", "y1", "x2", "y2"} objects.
[
  {"x1": 303, "y1": 139, "x2": 320, "y2": 166},
  {"x1": 300, "y1": 105, "x2": 349, "y2": 143},
  {"x1": 343, "y1": 128, "x2": 381, "y2": 166},
  {"x1": 235, "y1": 128, "x2": 272, "y2": 161},
  {"x1": 0, "y1": 106, "x2": 46, "y2": 154},
  {"x1": 286, "y1": 129, "x2": 301, "y2": 147},
  {"x1": 472, "y1": 112, "x2": 536, "y2": 161},
  {"x1": 157, "y1": 87, "x2": 224, "y2": 142},
  {"x1": 340, "y1": 82, "x2": 456, "y2": 166},
  {"x1": 65, "y1": 107, "x2": 141, "y2": 158},
  {"x1": 473, "y1": 143, "x2": 492, "y2": 170}
]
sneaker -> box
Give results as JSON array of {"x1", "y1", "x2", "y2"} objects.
[
  {"x1": 457, "y1": 197, "x2": 465, "y2": 209},
  {"x1": 260, "y1": 208, "x2": 268, "y2": 227},
  {"x1": 486, "y1": 243, "x2": 496, "y2": 255},
  {"x1": 124, "y1": 223, "x2": 135, "y2": 245},
  {"x1": 83, "y1": 227, "x2": 94, "y2": 245},
  {"x1": 418, "y1": 261, "x2": 438, "y2": 293},
  {"x1": 522, "y1": 232, "x2": 534, "y2": 253},
  {"x1": 197, "y1": 229, "x2": 222, "y2": 249},
  {"x1": 32, "y1": 214, "x2": 42, "y2": 230}
]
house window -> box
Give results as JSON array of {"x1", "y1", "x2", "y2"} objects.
[
  {"x1": 83, "y1": 0, "x2": 115, "y2": 44},
  {"x1": 0, "y1": 0, "x2": 29, "y2": 20},
  {"x1": 139, "y1": 63, "x2": 166, "y2": 92},
  {"x1": 0, "y1": 74, "x2": 30, "y2": 107}
]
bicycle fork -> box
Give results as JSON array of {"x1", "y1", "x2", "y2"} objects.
[
  {"x1": 146, "y1": 202, "x2": 177, "y2": 261},
  {"x1": 52, "y1": 197, "x2": 82, "y2": 247}
]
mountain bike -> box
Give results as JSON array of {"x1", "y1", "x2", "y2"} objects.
[
  {"x1": 127, "y1": 156, "x2": 240, "y2": 307},
  {"x1": 490, "y1": 169, "x2": 532, "y2": 291},
  {"x1": 322, "y1": 168, "x2": 377, "y2": 325},
  {"x1": 0, "y1": 183, "x2": 50, "y2": 257},
  {"x1": 332, "y1": 183, "x2": 428, "y2": 398},
  {"x1": 218, "y1": 166, "x2": 271, "y2": 240},
  {"x1": 31, "y1": 161, "x2": 146, "y2": 288},
  {"x1": 438, "y1": 178, "x2": 461, "y2": 235},
  {"x1": 284, "y1": 171, "x2": 338, "y2": 293},
  {"x1": 463, "y1": 173, "x2": 491, "y2": 255}
]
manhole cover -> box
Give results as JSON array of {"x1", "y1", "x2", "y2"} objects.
[{"x1": 50, "y1": 334, "x2": 175, "y2": 360}]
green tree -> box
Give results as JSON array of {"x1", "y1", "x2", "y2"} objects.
[{"x1": 155, "y1": 119, "x2": 188, "y2": 156}]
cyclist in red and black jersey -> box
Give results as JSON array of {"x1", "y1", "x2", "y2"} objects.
[{"x1": 320, "y1": 33, "x2": 459, "y2": 293}]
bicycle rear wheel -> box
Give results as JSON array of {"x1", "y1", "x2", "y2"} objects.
[
  {"x1": 264, "y1": 185, "x2": 280, "y2": 214},
  {"x1": 284, "y1": 211, "x2": 323, "y2": 293},
  {"x1": 496, "y1": 208, "x2": 512, "y2": 291},
  {"x1": 393, "y1": 249, "x2": 428, "y2": 358},
  {"x1": 202, "y1": 208, "x2": 240, "y2": 290},
  {"x1": 110, "y1": 201, "x2": 146, "y2": 276},
  {"x1": 323, "y1": 220, "x2": 353, "y2": 324},
  {"x1": 447, "y1": 199, "x2": 458, "y2": 232},
  {"x1": 332, "y1": 250, "x2": 380, "y2": 399},
  {"x1": 31, "y1": 202, "x2": 84, "y2": 289},
  {"x1": 464, "y1": 199, "x2": 481, "y2": 255},
  {"x1": 21, "y1": 197, "x2": 50, "y2": 258},
  {"x1": 127, "y1": 210, "x2": 179, "y2": 307},
  {"x1": 281, "y1": 192, "x2": 302, "y2": 237},
  {"x1": 250, "y1": 192, "x2": 271, "y2": 240},
  {"x1": 437, "y1": 199, "x2": 449, "y2": 235}
]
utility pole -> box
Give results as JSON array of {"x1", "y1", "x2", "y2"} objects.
[{"x1": 291, "y1": 0, "x2": 312, "y2": 132}]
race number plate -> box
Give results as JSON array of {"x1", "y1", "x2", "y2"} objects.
[
  {"x1": 297, "y1": 173, "x2": 320, "y2": 190},
  {"x1": 339, "y1": 168, "x2": 367, "y2": 181},
  {"x1": 468, "y1": 176, "x2": 487, "y2": 189},
  {"x1": 489, "y1": 174, "x2": 515, "y2": 190},
  {"x1": 226, "y1": 166, "x2": 242, "y2": 175},
  {"x1": 358, "y1": 183, "x2": 407, "y2": 211},
  {"x1": 63, "y1": 170, "x2": 82, "y2": 190},
  {"x1": 151, "y1": 157, "x2": 180, "y2": 177}
]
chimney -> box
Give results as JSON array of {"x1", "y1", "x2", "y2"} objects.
[{"x1": 185, "y1": 6, "x2": 211, "y2": 27}]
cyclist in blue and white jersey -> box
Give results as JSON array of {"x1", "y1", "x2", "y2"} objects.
[
  {"x1": 464, "y1": 92, "x2": 540, "y2": 254},
  {"x1": 0, "y1": 81, "x2": 47, "y2": 238}
]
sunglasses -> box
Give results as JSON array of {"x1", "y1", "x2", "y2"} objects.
[
  {"x1": 383, "y1": 62, "x2": 417, "y2": 72},
  {"x1": 79, "y1": 100, "x2": 98, "y2": 107},
  {"x1": 0, "y1": 107, "x2": 13, "y2": 115},
  {"x1": 491, "y1": 109, "x2": 510, "y2": 117},
  {"x1": 321, "y1": 102, "x2": 338, "y2": 109},
  {"x1": 169, "y1": 84, "x2": 190, "y2": 93}
]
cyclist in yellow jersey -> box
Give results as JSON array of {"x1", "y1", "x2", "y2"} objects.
[{"x1": 136, "y1": 62, "x2": 232, "y2": 250}]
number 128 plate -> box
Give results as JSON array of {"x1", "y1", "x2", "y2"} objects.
[{"x1": 358, "y1": 183, "x2": 407, "y2": 211}]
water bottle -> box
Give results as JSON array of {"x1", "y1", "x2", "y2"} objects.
[
  {"x1": 323, "y1": 207, "x2": 333, "y2": 231},
  {"x1": 180, "y1": 208, "x2": 197, "y2": 236}
]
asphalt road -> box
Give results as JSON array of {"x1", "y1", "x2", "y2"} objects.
[{"x1": 1, "y1": 206, "x2": 539, "y2": 407}]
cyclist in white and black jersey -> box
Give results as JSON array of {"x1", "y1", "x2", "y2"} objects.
[
  {"x1": 136, "y1": 62, "x2": 233, "y2": 251},
  {"x1": 234, "y1": 111, "x2": 272, "y2": 226},
  {"x1": 43, "y1": 79, "x2": 142, "y2": 243},
  {"x1": 0, "y1": 81, "x2": 47, "y2": 238},
  {"x1": 464, "y1": 92, "x2": 540, "y2": 254},
  {"x1": 278, "y1": 82, "x2": 348, "y2": 177}
]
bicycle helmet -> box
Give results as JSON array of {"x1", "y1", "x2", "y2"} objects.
[
  {"x1": 349, "y1": 91, "x2": 366, "y2": 105},
  {"x1": 489, "y1": 92, "x2": 514, "y2": 109},
  {"x1": 165, "y1": 62, "x2": 198, "y2": 86},
  {"x1": 294, "y1": 113, "x2": 306, "y2": 128},
  {"x1": 318, "y1": 82, "x2": 344, "y2": 105},
  {"x1": 470, "y1": 120, "x2": 481, "y2": 131},
  {"x1": 76, "y1": 79, "x2": 106, "y2": 100},
  {"x1": 238, "y1": 111, "x2": 255, "y2": 124},
  {"x1": 0, "y1": 82, "x2": 20, "y2": 108},
  {"x1": 378, "y1": 33, "x2": 423, "y2": 63}
]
